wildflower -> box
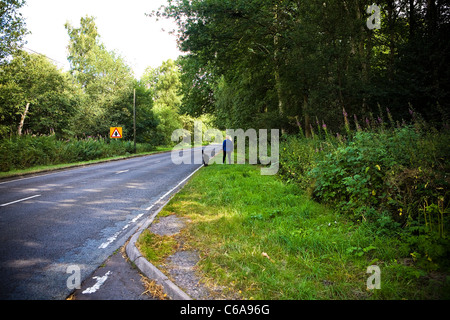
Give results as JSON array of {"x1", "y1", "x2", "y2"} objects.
[
  {"x1": 322, "y1": 122, "x2": 327, "y2": 130},
  {"x1": 343, "y1": 108, "x2": 350, "y2": 133},
  {"x1": 354, "y1": 114, "x2": 361, "y2": 131}
]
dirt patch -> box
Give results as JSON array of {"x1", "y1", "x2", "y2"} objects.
[
  {"x1": 165, "y1": 250, "x2": 213, "y2": 300},
  {"x1": 150, "y1": 215, "x2": 186, "y2": 236}
]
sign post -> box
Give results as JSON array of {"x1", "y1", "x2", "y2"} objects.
[{"x1": 133, "y1": 88, "x2": 136, "y2": 153}]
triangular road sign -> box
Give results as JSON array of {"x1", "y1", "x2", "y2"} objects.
[{"x1": 110, "y1": 127, "x2": 123, "y2": 138}]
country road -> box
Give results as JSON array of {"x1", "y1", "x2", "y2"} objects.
[{"x1": 0, "y1": 146, "x2": 210, "y2": 300}]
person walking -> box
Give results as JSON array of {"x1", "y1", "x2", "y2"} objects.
[{"x1": 222, "y1": 135, "x2": 233, "y2": 164}]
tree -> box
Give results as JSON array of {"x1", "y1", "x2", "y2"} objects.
[
  {"x1": 0, "y1": 0, "x2": 28, "y2": 63},
  {"x1": 65, "y1": 16, "x2": 135, "y2": 136},
  {"x1": 0, "y1": 50, "x2": 77, "y2": 138},
  {"x1": 154, "y1": 0, "x2": 450, "y2": 133},
  {"x1": 112, "y1": 80, "x2": 159, "y2": 144},
  {"x1": 141, "y1": 59, "x2": 183, "y2": 145}
]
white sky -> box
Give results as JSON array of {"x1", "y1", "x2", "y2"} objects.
[{"x1": 20, "y1": 0, "x2": 183, "y2": 79}]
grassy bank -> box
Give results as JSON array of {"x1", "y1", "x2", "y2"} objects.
[{"x1": 138, "y1": 162, "x2": 449, "y2": 300}]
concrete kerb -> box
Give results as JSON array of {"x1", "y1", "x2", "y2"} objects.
[{"x1": 125, "y1": 177, "x2": 202, "y2": 300}]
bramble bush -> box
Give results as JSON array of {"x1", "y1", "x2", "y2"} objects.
[{"x1": 279, "y1": 111, "x2": 450, "y2": 270}]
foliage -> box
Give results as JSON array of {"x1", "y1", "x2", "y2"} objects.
[
  {"x1": 278, "y1": 112, "x2": 450, "y2": 271},
  {"x1": 154, "y1": 0, "x2": 450, "y2": 134},
  {"x1": 0, "y1": 0, "x2": 28, "y2": 62},
  {"x1": 0, "y1": 50, "x2": 77, "y2": 138},
  {"x1": 65, "y1": 16, "x2": 137, "y2": 137},
  {"x1": 141, "y1": 59, "x2": 183, "y2": 145},
  {"x1": 0, "y1": 134, "x2": 154, "y2": 172}
]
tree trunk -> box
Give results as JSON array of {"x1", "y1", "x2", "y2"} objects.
[
  {"x1": 303, "y1": 94, "x2": 311, "y2": 138},
  {"x1": 18, "y1": 102, "x2": 30, "y2": 136},
  {"x1": 409, "y1": 0, "x2": 416, "y2": 38},
  {"x1": 427, "y1": 0, "x2": 437, "y2": 36},
  {"x1": 273, "y1": 3, "x2": 284, "y2": 117}
]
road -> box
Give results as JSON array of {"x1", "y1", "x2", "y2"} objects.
[{"x1": 0, "y1": 147, "x2": 209, "y2": 300}]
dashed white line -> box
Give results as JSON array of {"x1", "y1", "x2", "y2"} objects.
[
  {"x1": 0, "y1": 195, "x2": 41, "y2": 207},
  {"x1": 115, "y1": 170, "x2": 129, "y2": 175}
]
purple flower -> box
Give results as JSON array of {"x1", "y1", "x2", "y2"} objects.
[
  {"x1": 378, "y1": 116, "x2": 383, "y2": 124},
  {"x1": 322, "y1": 122, "x2": 327, "y2": 130},
  {"x1": 409, "y1": 109, "x2": 414, "y2": 116},
  {"x1": 343, "y1": 108, "x2": 348, "y2": 117},
  {"x1": 365, "y1": 118, "x2": 370, "y2": 125}
]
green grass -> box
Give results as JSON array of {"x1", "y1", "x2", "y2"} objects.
[
  {"x1": 144, "y1": 161, "x2": 450, "y2": 300},
  {"x1": 137, "y1": 230, "x2": 179, "y2": 266}
]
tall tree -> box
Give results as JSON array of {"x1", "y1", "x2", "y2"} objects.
[
  {"x1": 0, "y1": 50, "x2": 77, "y2": 137},
  {"x1": 65, "y1": 16, "x2": 135, "y2": 136},
  {"x1": 0, "y1": 0, "x2": 28, "y2": 63},
  {"x1": 142, "y1": 59, "x2": 183, "y2": 145},
  {"x1": 155, "y1": 0, "x2": 450, "y2": 133}
]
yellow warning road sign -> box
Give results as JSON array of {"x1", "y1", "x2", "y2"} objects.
[{"x1": 110, "y1": 127, "x2": 123, "y2": 138}]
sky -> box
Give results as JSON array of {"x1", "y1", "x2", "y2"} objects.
[{"x1": 19, "y1": 0, "x2": 183, "y2": 79}]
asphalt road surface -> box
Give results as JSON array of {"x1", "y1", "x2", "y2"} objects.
[{"x1": 0, "y1": 146, "x2": 211, "y2": 300}]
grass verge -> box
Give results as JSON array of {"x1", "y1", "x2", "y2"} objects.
[{"x1": 139, "y1": 161, "x2": 450, "y2": 300}]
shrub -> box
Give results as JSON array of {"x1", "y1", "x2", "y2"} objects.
[
  {"x1": 278, "y1": 122, "x2": 450, "y2": 270},
  {"x1": 0, "y1": 135, "x2": 155, "y2": 172}
]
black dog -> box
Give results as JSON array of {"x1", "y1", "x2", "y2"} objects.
[{"x1": 202, "y1": 149, "x2": 209, "y2": 166}]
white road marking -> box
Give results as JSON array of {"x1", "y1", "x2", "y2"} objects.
[
  {"x1": 98, "y1": 213, "x2": 144, "y2": 249},
  {"x1": 0, "y1": 195, "x2": 41, "y2": 207},
  {"x1": 82, "y1": 271, "x2": 112, "y2": 294},
  {"x1": 115, "y1": 170, "x2": 129, "y2": 175},
  {"x1": 145, "y1": 165, "x2": 204, "y2": 211}
]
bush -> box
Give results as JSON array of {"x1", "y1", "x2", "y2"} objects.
[
  {"x1": 0, "y1": 135, "x2": 155, "y2": 172},
  {"x1": 278, "y1": 124, "x2": 450, "y2": 270},
  {"x1": 278, "y1": 134, "x2": 332, "y2": 193}
]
